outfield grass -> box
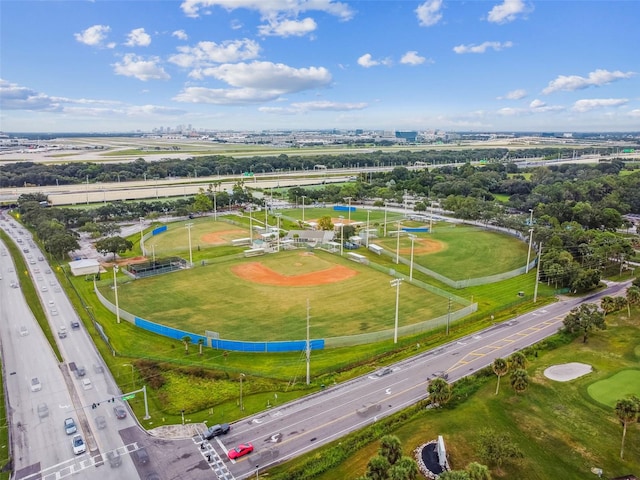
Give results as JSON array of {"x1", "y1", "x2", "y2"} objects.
[
  {"x1": 282, "y1": 309, "x2": 640, "y2": 480},
  {"x1": 100, "y1": 250, "x2": 452, "y2": 340}
]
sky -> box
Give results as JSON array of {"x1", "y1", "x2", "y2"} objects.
[{"x1": 1, "y1": 0, "x2": 639, "y2": 134}]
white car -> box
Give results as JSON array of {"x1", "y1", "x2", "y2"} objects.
[
  {"x1": 82, "y1": 378, "x2": 92, "y2": 390},
  {"x1": 72, "y1": 434, "x2": 86, "y2": 455},
  {"x1": 30, "y1": 377, "x2": 42, "y2": 392},
  {"x1": 19, "y1": 326, "x2": 29, "y2": 336}
]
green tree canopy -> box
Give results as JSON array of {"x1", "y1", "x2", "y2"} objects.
[{"x1": 562, "y1": 303, "x2": 606, "y2": 343}]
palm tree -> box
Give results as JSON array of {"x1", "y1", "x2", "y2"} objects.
[
  {"x1": 626, "y1": 285, "x2": 640, "y2": 317},
  {"x1": 600, "y1": 296, "x2": 616, "y2": 316},
  {"x1": 388, "y1": 457, "x2": 419, "y2": 480},
  {"x1": 615, "y1": 398, "x2": 638, "y2": 459},
  {"x1": 508, "y1": 352, "x2": 527, "y2": 372},
  {"x1": 510, "y1": 369, "x2": 529, "y2": 394},
  {"x1": 492, "y1": 358, "x2": 509, "y2": 395},
  {"x1": 181, "y1": 335, "x2": 191, "y2": 353},
  {"x1": 379, "y1": 435, "x2": 403, "y2": 466},
  {"x1": 428, "y1": 377, "x2": 452, "y2": 407},
  {"x1": 197, "y1": 338, "x2": 205, "y2": 356},
  {"x1": 366, "y1": 455, "x2": 390, "y2": 480}
]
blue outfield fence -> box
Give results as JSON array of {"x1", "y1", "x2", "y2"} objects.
[
  {"x1": 135, "y1": 317, "x2": 207, "y2": 345},
  {"x1": 152, "y1": 225, "x2": 167, "y2": 235},
  {"x1": 211, "y1": 338, "x2": 325, "y2": 353},
  {"x1": 402, "y1": 227, "x2": 429, "y2": 232},
  {"x1": 333, "y1": 205, "x2": 356, "y2": 212}
]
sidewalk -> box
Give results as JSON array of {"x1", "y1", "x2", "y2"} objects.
[{"x1": 147, "y1": 423, "x2": 206, "y2": 440}]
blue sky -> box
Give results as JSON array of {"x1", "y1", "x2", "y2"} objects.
[{"x1": 1, "y1": 0, "x2": 639, "y2": 133}]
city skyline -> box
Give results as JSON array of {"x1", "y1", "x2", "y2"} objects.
[{"x1": 1, "y1": 0, "x2": 639, "y2": 133}]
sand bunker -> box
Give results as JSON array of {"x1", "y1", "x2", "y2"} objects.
[{"x1": 544, "y1": 362, "x2": 592, "y2": 382}]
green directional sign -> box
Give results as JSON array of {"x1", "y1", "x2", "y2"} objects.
[{"x1": 122, "y1": 394, "x2": 135, "y2": 401}]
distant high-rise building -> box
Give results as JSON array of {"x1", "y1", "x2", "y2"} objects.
[{"x1": 395, "y1": 131, "x2": 418, "y2": 142}]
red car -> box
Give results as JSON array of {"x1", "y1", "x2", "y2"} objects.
[{"x1": 227, "y1": 443, "x2": 253, "y2": 460}]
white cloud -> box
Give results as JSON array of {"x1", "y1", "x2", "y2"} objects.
[
  {"x1": 629, "y1": 109, "x2": 640, "y2": 118},
  {"x1": 180, "y1": 0, "x2": 354, "y2": 21},
  {"x1": 198, "y1": 61, "x2": 332, "y2": 92},
  {"x1": 453, "y1": 41, "x2": 513, "y2": 54},
  {"x1": 258, "y1": 17, "x2": 317, "y2": 37},
  {"x1": 542, "y1": 69, "x2": 636, "y2": 94},
  {"x1": 529, "y1": 99, "x2": 545, "y2": 109},
  {"x1": 175, "y1": 61, "x2": 332, "y2": 105},
  {"x1": 400, "y1": 51, "x2": 427, "y2": 66},
  {"x1": 172, "y1": 30, "x2": 189, "y2": 41},
  {"x1": 168, "y1": 39, "x2": 260, "y2": 68},
  {"x1": 357, "y1": 53, "x2": 392, "y2": 68},
  {"x1": 497, "y1": 107, "x2": 522, "y2": 116},
  {"x1": 74, "y1": 25, "x2": 114, "y2": 48},
  {"x1": 174, "y1": 87, "x2": 282, "y2": 105},
  {"x1": 487, "y1": 0, "x2": 528, "y2": 24},
  {"x1": 113, "y1": 54, "x2": 170, "y2": 81},
  {"x1": 498, "y1": 89, "x2": 527, "y2": 100},
  {"x1": 572, "y1": 98, "x2": 629, "y2": 112},
  {"x1": 0, "y1": 79, "x2": 61, "y2": 111},
  {"x1": 416, "y1": 0, "x2": 443, "y2": 27},
  {"x1": 125, "y1": 28, "x2": 152, "y2": 47},
  {"x1": 259, "y1": 100, "x2": 367, "y2": 114},
  {"x1": 529, "y1": 99, "x2": 564, "y2": 112}
]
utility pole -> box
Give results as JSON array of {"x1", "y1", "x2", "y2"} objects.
[
  {"x1": 186, "y1": 223, "x2": 194, "y2": 267},
  {"x1": 534, "y1": 242, "x2": 542, "y2": 303},
  {"x1": 390, "y1": 279, "x2": 402, "y2": 343},
  {"x1": 113, "y1": 265, "x2": 120, "y2": 324},
  {"x1": 306, "y1": 299, "x2": 311, "y2": 385},
  {"x1": 446, "y1": 297, "x2": 452, "y2": 335},
  {"x1": 395, "y1": 221, "x2": 402, "y2": 264}
]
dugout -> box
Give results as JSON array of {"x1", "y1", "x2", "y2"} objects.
[{"x1": 126, "y1": 257, "x2": 187, "y2": 279}]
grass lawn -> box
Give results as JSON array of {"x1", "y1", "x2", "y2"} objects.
[
  {"x1": 282, "y1": 308, "x2": 640, "y2": 480},
  {"x1": 376, "y1": 225, "x2": 528, "y2": 280},
  {"x1": 587, "y1": 370, "x2": 640, "y2": 407},
  {"x1": 100, "y1": 250, "x2": 452, "y2": 340}
]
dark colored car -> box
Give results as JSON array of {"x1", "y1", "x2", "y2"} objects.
[
  {"x1": 227, "y1": 443, "x2": 253, "y2": 460},
  {"x1": 106, "y1": 450, "x2": 121, "y2": 468},
  {"x1": 113, "y1": 405, "x2": 127, "y2": 419},
  {"x1": 134, "y1": 447, "x2": 150, "y2": 465},
  {"x1": 204, "y1": 423, "x2": 230, "y2": 440},
  {"x1": 70, "y1": 319, "x2": 80, "y2": 329}
]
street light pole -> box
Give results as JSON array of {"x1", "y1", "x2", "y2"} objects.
[
  {"x1": 239, "y1": 373, "x2": 245, "y2": 411},
  {"x1": 526, "y1": 228, "x2": 534, "y2": 273},
  {"x1": 151, "y1": 244, "x2": 156, "y2": 263},
  {"x1": 409, "y1": 234, "x2": 416, "y2": 281},
  {"x1": 113, "y1": 265, "x2": 120, "y2": 324},
  {"x1": 384, "y1": 203, "x2": 388, "y2": 237},
  {"x1": 275, "y1": 213, "x2": 281, "y2": 252},
  {"x1": 345, "y1": 196, "x2": 352, "y2": 223},
  {"x1": 186, "y1": 223, "x2": 194, "y2": 267},
  {"x1": 338, "y1": 215, "x2": 344, "y2": 256},
  {"x1": 249, "y1": 206, "x2": 253, "y2": 243},
  {"x1": 390, "y1": 279, "x2": 402, "y2": 343}
]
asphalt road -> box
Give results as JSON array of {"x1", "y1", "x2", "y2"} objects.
[{"x1": 0, "y1": 216, "x2": 142, "y2": 480}]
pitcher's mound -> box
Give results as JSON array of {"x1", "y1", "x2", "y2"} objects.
[{"x1": 544, "y1": 362, "x2": 592, "y2": 382}]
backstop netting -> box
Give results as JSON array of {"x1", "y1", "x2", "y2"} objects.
[{"x1": 125, "y1": 257, "x2": 188, "y2": 279}]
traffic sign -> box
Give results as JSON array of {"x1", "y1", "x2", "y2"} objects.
[{"x1": 122, "y1": 394, "x2": 135, "y2": 401}]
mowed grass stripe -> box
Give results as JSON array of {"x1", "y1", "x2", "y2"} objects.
[{"x1": 101, "y1": 250, "x2": 450, "y2": 341}]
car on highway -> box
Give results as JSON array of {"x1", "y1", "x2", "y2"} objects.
[
  {"x1": 106, "y1": 450, "x2": 122, "y2": 468},
  {"x1": 113, "y1": 405, "x2": 127, "y2": 419},
  {"x1": 64, "y1": 418, "x2": 77, "y2": 435},
  {"x1": 81, "y1": 378, "x2": 92, "y2": 390},
  {"x1": 356, "y1": 402, "x2": 381, "y2": 416},
  {"x1": 133, "y1": 447, "x2": 150, "y2": 465},
  {"x1": 227, "y1": 443, "x2": 254, "y2": 460},
  {"x1": 432, "y1": 371, "x2": 449, "y2": 380},
  {"x1": 72, "y1": 434, "x2": 86, "y2": 455},
  {"x1": 57, "y1": 326, "x2": 66, "y2": 338},
  {"x1": 30, "y1": 377, "x2": 42, "y2": 392},
  {"x1": 203, "y1": 423, "x2": 230, "y2": 440},
  {"x1": 37, "y1": 403, "x2": 48, "y2": 418},
  {"x1": 70, "y1": 319, "x2": 80, "y2": 329},
  {"x1": 19, "y1": 326, "x2": 28, "y2": 336},
  {"x1": 375, "y1": 367, "x2": 393, "y2": 377}
]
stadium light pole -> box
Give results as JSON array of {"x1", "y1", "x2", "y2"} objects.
[
  {"x1": 526, "y1": 228, "x2": 534, "y2": 273},
  {"x1": 186, "y1": 223, "x2": 194, "y2": 267},
  {"x1": 395, "y1": 221, "x2": 402, "y2": 265},
  {"x1": 239, "y1": 373, "x2": 245, "y2": 411},
  {"x1": 366, "y1": 209, "x2": 371, "y2": 248},
  {"x1": 249, "y1": 206, "x2": 253, "y2": 243},
  {"x1": 122, "y1": 363, "x2": 134, "y2": 387},
  {"x1": 390, "y1": 278, "x2": 402, "y2": 343},
  {"x1": 275, "y1": 213, "x2": 281, "y2": 252},
  {"x1": 139, "y1": 217, "x2": 145, "y2": 255},
  {"x1": 384, "y1": 203, "x2": 388, "y2": 237},
  {"x1": 151, "y1": 244, "x2": 156, "y2": 263},
  {"x1": 345, "y1": 196, "x2": 352, "y2": 223},
  {"x1": 301, "y1": 195, "x2": 307, "y2": 223},
  {"x1": 409, "y1": 234, "x2": 416, "y2": 281},
  {"x1": 113, "y1": 265, "x2": 120, "y2": 324},
  {"x1": 213, "y1": 190, "x2": 217, "y2": 221},
  {"x1": 338, "y1": 215, "x2": 344, "y2": 256}
]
